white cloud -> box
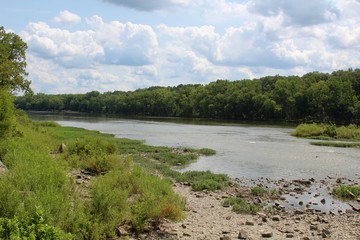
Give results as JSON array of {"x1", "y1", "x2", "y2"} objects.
[
  {"x1": 54, "y1": 10, "x2": 81, "y2": 25},
  {"x1": 249, "y1": 0, "x2": 339, "y2": 26},
  {"x1": 17, "y1": 1, "x2": 360, "y2": 94},
  {"x1": 87, "y1": 16, "x2": 158, "y2": 66},
  {"x1": 101, "y1": 0, "x2": 191, "y2": 11}
]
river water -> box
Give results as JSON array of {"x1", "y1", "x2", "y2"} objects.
[{"x1": 30, "y1": 113, "x2": 360, "y2": 180}]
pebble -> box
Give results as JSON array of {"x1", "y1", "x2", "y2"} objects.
[
  {"x1": 238, "y1": 230, "x2": 249, "y2": 239},
  {"x1": 245, "y1": 221, "x2": 255, "y2": 226},
  {"x1": 272, "y1": 215, "x2": 281, "y2": 221},
  {"x1": 261, "y1": 231, "x2": 273, "y2": 238}
]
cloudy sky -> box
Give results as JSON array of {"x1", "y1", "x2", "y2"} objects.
[{"x1": 1, "y1": 0, "x2": 360, "y2": 94}]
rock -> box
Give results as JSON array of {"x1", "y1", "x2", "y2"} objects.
[
  {"x1": 238, "y1": 230, "x2": 249, "y2": 239},
  {"x1": 320, "y1": 198, "x2": 326, "y2": 204},
  {"x1": 245, "y1": 221, "x2": 255, "y2": 226},
  {"x1": 272, "y1": 215, "x2": 281, "y2": 221},
  {"x1": 295, "y1": 209, "x2": 304, "y2": 215},
  {"x1": 183, "y1": 232, "x2": 191, "y2": 237},
  {"x1": 58, "y1": 143, "x2": 66, "y2": 153},
  {"x1": 261, "y1": 231, "x2": 273, "y2": 238},
  {"x1": 220, "y1": 236, "x2": 231, "y2": 240},
  {"x1": 310, "y1": 225, "x2": 318, "y2": 231},
  {"x1": 116, "y1": 226, "x2": 129, "y2": 236},
  {"x1": 0, "y1": 161, "x2": 7, "y2": 173},
  {"x1": 349, "y1": 203, "x2": 360, "y2": 212},
  {"x1": 286, "y1": 233, "x2": 295, "y2": 238},
  {"x1": 181, "y1": 223, "x2": 187, "y2": 229},
  {"x1": 322, "y1": 229, "x2": 331, "y2": 238},
  {"x1": 357, "y1": 198, "x2": 360, "y2": 203}
]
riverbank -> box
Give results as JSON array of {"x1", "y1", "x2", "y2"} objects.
[{"x1": 146, "y1": 176, "x2": 360, "y2": 240}]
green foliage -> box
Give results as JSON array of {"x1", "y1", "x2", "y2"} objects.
[
  {"x1": 293, "y1": 123, "x2": 360, "y2": 141},
  {"x1": 223, "y1": 197, "x2": 261, "y2": 214},
  {"x1": 198, "y1": 148, "x2": 216, "y2": 156},
  {"x1": 251, "y1": 186, "x2": 267, "y2": 196},
  {"x1": 333, "y1": 185, "x2": 360, "y2": 199},
  {"x1": 0, "y1": 89, "x2": 15, "y2": 138},
  {"x1": 177, "y1": 171, "x2": 231, "y2": 191},
  {"x1": 15, "y1": 68, "x2": 360, "y2": 123},
  {"x1": 0, "y1": 26, "x2": 31, "y2": 94},
  {"x1": 310, "y1": 141, "x2": 360, "y2": 148},
  {"x1": 0, "y1": 210, "x2": 72, "y2": 240},
  {"x1": 65, "y1": 137, "x2": 118, "y2": 174}
]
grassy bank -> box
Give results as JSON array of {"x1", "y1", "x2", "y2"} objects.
[
  {"x1": 0, "y1": 111, "x2": 229, "y2": 239},
  {"x1": 291, "y1": 123, "x2": 360, "y2": 148}
]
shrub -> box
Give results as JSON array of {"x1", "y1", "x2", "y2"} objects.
[
  {"x1": 0, "y1": 89, "x2": 15, "y2": 138},
  {"x1": 251, "y1": 186, "x2": 267, "y2": 196},
  {"x1": 291, "y1": 123, "x2": 324, "y2": 137},
  {"x1": 333, "y1": 185, "x2": 360, "y2": 199},
  {"x1": 223, "y1": 197, "x2": 261, "y2": 214},
  {"x1": 0, "y1": 210, "x2": 72, "y2": 240},
  {"x1": 177, "y1": 171, "x2": 231, "y2": 191}
]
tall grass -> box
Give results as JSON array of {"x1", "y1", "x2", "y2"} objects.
[
  {"x1": 0, "y1": 113, "x2": 188, "y2": 238},
  {"x1": 292, "y1": 123, "x2": 360, "y2": 141}
]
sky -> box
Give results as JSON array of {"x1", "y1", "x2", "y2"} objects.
[{"x1": 1, "y1": 0, "x2": 360, "y2": 94}]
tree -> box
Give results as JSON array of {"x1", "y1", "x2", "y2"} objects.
[{"x1": 0, "y1": 26, "x2": 31, "y2": 94}]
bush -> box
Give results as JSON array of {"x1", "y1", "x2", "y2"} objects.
[
  {"x1": 251, "y1": 186, "x2": 267, "y2": 196},
  {"x1": 0, "y1": 89, "x2": 15, "y2": 138},
  {"x1": 291, "y1": 123, "x2": 324, "y2": 137},
  {"x1": 223, "y1": 197, "x2": 261, "y2": 214},
  {"x1": 333, "y1": 185, "x2": 360, "y2": 199},
  {"x1": 66, "y1": 137, "x2": 118, "y2": 174},
  {"x1": 177, "y1": 171, "x2": 231, "y2": 191},
  {"x1": 0, "y1": 210, "x2": 72, "y2": 240}
]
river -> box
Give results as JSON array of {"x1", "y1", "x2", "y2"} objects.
[{"x1": 30, "y1": 113, "x2": 360, "y2": 180}]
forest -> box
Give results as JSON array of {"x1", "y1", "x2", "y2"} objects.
[{"x1": 16, "y1": 69, "x2": 360, "y2": 123}]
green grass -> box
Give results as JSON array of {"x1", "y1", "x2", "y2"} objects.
[
  {"x1": 251, "y1": 186, "x2": 267, "y2": 196},
  {"x1": 0, "y1": 112, "x2": 222, "y2": 238},
  {"x1": 223, "y1": 197, "x2": 261, "y2": 214},
  {"x1": 333, "y1": 185, "x2": 360, "y2": 199},
  {"x1": 310, "y1": 141, "x2": 360, "y2": 148},
  {"x1": 292, "y1": 123, "x2": 360, "y2": 148}
]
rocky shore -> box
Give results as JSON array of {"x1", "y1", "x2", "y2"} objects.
[{"x1": 144, "y1": 176, "x2": 360, "y2": 240}]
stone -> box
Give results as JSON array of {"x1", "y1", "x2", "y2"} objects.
[
  {"x1": 245, "y1": 221, "x2": 255, "y2": 226},
  {"x1": 320, "y1": 198, "x2": 326, "y2": 204},
  {"x1": 116, "y1": 226, "x2": 129, "y2": 237},
  {"x1": 310, "y1": 225, "x2": 318, "y2": 231},
  {"x1": 0, "y1": 161, "x2": 7, "y2": 173},
  {"x1": 238, "y1": 230, "x2": 249, "y2": 239},
  {"x1": 220, "y1": 236, "x2": 231, "y2": 240},
  {"x1": 272, "y1": 215, "x2": 281, "y2": 221},
  {"x1": 295, "y1": 209, "x2": 304, "y2": 215},
  {"x1": 286, "y1": 233, "x2": 295, "y2": 238},
  {"x1": 58, "y1": 143, "x2": 66, "y2": 153},
  {"x1": 261, "y1": 231, "x2": 273, "y2": 238}
]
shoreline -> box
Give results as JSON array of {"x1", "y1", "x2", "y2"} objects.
[{"x1": 144, "y1": 176, "x2": 360, "y2": 240}]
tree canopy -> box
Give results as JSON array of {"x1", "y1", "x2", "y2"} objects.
[
  {"x1": 16, "y1": 69, "x2": 360, "y2": 124},
  {"x1": 0, "y1": 26, "x2": 31, "y2": 94}
]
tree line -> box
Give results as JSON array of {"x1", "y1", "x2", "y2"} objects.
[{"x1": 15, "y1": 69, "x2": 360, "y2": 123}]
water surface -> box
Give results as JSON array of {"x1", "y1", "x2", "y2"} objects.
[{"x1": 31, "y1": 113, "x2": 360, "y2": 180}]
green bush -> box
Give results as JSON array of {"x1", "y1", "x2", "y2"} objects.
[
  {"x1": 291, "y1": 123, "x2": 324, "y2": 137},
  {"x1": 251, "y1": 186, "x2": 267, "y2": 196},
  {"x1": 333, "y1": 185, "x2": 360, "y2": 199},
  {"x1": 177, "y1": 171, "x2": 231, "y2": 191},
  {"x1": 0, "y1": 210, "x2": 72, "y2": 240},
  {"x1": 66, "y1": 137, "x2": 118, "y2": 174},
  {"x1": 0, "y1": 89, "x2": 15, "y2": 138},
  {"x1": 223, "y1": 197, "x2": 261, "y2": 214}
]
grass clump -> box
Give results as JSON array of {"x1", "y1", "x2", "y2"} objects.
[
  {"x1": 176, "y1": 171, "x2": 231, "y2": 191},
  {"x1": 333, "y1": 185, "x2": 360, "y2": 199},
  {"x1": 223, "y1": 197, "x2": 261, "y2": 214},
  {"x1": 310, "y1": 141, "x2": 360, "y2": 148},
  {"x1": 251, "y1": 186, "x2": 267, "y2": 196}
]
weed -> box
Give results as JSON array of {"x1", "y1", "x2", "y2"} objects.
[
  {"x1": 223, "y1": 197, "x2": 261, "y2": 214},
  {"x1": 333, "y1": 185, "x2": 360, "y2": 199},
  {"x1": 251, "y1": 186, "x2": 267, "y2": 196}
]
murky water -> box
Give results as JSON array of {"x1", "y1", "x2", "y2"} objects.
[{"x1": 31, "y1": 113, "x2": 360, "y2": 181}]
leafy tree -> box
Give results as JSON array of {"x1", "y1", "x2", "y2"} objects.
[{"x1": 0, "y1": 26, "x2": 31, "y2": 94}]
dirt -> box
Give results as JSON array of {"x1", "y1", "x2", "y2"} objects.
[{"x1": 144, "y1": 177, "x2": 360, "y2": 240}]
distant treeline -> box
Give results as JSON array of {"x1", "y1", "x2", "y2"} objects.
[{"x1": 15, "y1": 69, "x2": 360, "y2": 123}]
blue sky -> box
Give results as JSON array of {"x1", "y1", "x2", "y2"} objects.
[{"x1": 1, "y1": 0, "x2": 360, "y2": 94}]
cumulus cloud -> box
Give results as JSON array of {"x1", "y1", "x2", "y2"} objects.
[
  {"x1": 87, "y1": 15, "x2": 158, "y2": 66},
  {"x1": 54, "y1": 10, "x2": 81, "y2": 25},
  {"x1": 22, "y1": 16, "x2": 158, "y2": 68},
  {"x1": 101, "y1": 0, "x2": 190, "y2": 11},
  {"x1": 249, "y1": 0, "x2": 338, "y2": 26},
  {"x1": 19, "y1": 1, "x2": 360, "y2": 94}
]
